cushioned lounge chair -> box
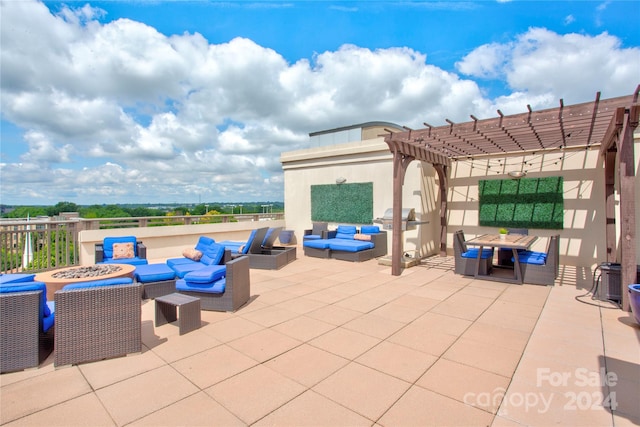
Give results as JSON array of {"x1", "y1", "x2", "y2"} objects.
[
  {"x1": 219, "y1": 227, "x2": 269, "y2": 256},
  {"x1": 176, "y1": 255, "x2": 251, "y2": 311},
  {"x1": 95, "y1": 236, "x2": 148, "y2": 266},
  {"x1": 0, "y1": 274, "x2": 55, "y2": 373},
  {"x1": 54, "y1": 278, "x2": 141, "y2": 367},
  {"x1": 453, "y1": 230, "x2": 494, "y2": 276}
]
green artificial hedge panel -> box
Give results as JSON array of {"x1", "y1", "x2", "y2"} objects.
[
  {"x1": 311, "y1": 183, "x2": 373, "y2": 224},
  {"x1": 479, "y1": 177, "x2": 563, "y2": 229}
]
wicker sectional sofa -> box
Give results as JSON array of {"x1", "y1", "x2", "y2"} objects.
[{"x1": 303, "y1": 225, "x2": 388, "y2": 262}]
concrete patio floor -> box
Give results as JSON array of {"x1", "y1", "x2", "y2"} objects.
[{"x1": 1, "y1": 254, "x2": 639, "y2": 426}]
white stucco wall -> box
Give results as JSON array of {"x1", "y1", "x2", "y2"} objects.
[{"x1": 282, "y1": 131, "x2": 640, "y2": 270}]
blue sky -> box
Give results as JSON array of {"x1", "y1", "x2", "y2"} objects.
[{"x1": 1, "y1": 0, "x2": 639, "y2": 205}]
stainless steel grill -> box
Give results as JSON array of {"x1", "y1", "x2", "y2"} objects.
[{"x1": 376, "y1": 208, "x2": 417, "y2": 231}]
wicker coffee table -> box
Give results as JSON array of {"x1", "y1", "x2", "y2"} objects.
[{"x1": 155, "y1": 293, "x2": 201, "y2": 335}]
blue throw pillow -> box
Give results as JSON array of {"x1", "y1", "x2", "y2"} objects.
[
  {"x1": 336, "y1": 225, "x2": 357, "y2": 235},
  {"x1": 360, "y1": 225, "x2": 380, "y2": 234}
]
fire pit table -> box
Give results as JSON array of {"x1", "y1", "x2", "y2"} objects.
[{"x1": 36, "y1": 264, "x2": 136, "y2": 300}]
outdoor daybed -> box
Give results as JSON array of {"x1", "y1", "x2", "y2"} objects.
[{"x1": 303, "y1": 225, "x2": 387, "y2": 262}]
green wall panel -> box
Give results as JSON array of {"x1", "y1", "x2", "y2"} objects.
[
  {"x1": 311, "y1": 182, "x2": 373, "y2": 224},
  {"x1": 479, "y1": 177, "x2": 563, "y2": 229}
]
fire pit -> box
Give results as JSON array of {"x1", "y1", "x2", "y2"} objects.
[{"x1": 36, "y1": 264, "x2": 136, "y2": 300}]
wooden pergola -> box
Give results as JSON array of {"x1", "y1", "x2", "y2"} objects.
[{"x1": 384, "y1": 88, "x2": 639, "y2": 311}]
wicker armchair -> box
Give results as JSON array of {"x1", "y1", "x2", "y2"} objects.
[
  {"x1": 0, "y1": 279, "x2": 54, "y2": 373},
  {"x1": 453, "y1": 230, "x2": 493, "y2": 276},
  {"x1": 177, "y1": 255, "x2": 251, "y2": 312},
  {"x1": 519, "y1": 235, "x2": 560, "y2": 286},
  {"x1": 303, "y1": 222, "x2": 328, "y2": 240},
  {"x1": 95, "y1": 236, "x2": 148, "y2": 265},
  {"x1": 54, "y1": 279, "x2": 141, "y2": 367}
]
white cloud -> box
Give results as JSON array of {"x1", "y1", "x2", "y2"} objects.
[
  {"x1": 457, "y1": 27, "x2": 639, "y2": 107},
  {"x1": 0, "y1": 1, "x2": 638, "y2": 205}
]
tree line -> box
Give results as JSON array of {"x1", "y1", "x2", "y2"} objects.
[{"x1": 1, "y1": 201, "x2": 284, "y2": 219}]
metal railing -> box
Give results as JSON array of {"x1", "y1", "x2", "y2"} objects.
[
  {"x1": 0, "y1": 220, "x2": 80, "y2": 274},
  {"x1": 0, "y1": 213, "x2": 285, "y2": 274}
]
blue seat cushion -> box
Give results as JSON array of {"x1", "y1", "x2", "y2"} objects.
[
  {"x1": 515, "y1": 251, "x2": 547, "y2": 265},
  {"x1": 360, "y1": 225, "x2": 380, "y2": 234},
  {"x1": 200, "y1": 243, "x2": 226, "y2": 266},
  {"x1": 170, "y1": 262, "x2": 205, "y2": 278},
  {"x1": 328, "y1": 239, "x2": 374, "y2": 252},
  {"x1": 100, "y1": 257, "x2": 148, "y2": 266},
  {"x1": 0, "y1": 273, "x2": 36, "y2": 284},
  {"x1": 461, "y1": 248, "x2": 494, "y2": 259},
  {"x1": 43, "y1": 302, "x2": 55, "y2": 332},
  {"x1": 166, "y1": 257, "x2": 198, "y2": 267},
  {"x1": 303, "y1": 239, "x2": 332, "y2": 249},
  {"x1": 303, "y1": 234, "x2": 322, "y2": 240},
  {"x1": 176, "y1": 278, "x2": 226, "y2": 294},
  {"x1": 183, "y1": 265, "x2": 226, "y2": 284},
  {"x1": 0, "y1": 281, "x2": 52, "y2": 330},
  {"x1": 135, "y1": 263, "x2": 175, "y2": 283},
  {"x1": 62, "y1": 277, "x2": 134, "y2": 290}
]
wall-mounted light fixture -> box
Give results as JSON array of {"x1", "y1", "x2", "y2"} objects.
[
  {"x1": 336, "y1": 177, "x2": 347, "y2": 184},
  {"x1": 508, "y1": 171, "x2": 526, "y2": 179}
]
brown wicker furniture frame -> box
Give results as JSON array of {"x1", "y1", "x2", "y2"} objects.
[
  {"x1": 141, "y1": 279, "x2": 176, "y2": 299},
  {"x1": 155, "y1": 293, "x2": 201, "y2": 335},
  {"x1": 54, "y1": 282, "x2": 142, "y2": 367},
  {"x1": 177, "y1": 255, "x2": 250, "y2": 312},
  {"x1": 0, "y1": 290, "x2": 54, "y2": 373}
]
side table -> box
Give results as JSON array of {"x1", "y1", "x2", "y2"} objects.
[{"x1": 155, "y1": 293, "x2": 201, "y2": 335}]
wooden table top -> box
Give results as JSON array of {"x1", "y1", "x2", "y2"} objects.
[{"x1": 465, "y1": 234, "x2": 538, "y2": 250}]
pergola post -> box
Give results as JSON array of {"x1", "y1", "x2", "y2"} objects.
[
  {"x1": 617, "y1": 106, "x2": 638, "y2": 311},
  {"x1": 604, "y1": 150, "x2": 616, "y2": 262},
  {"x1": 390, "y1": 150, "x2": 413, "y2": 276},
  {"x1": 434, "y1": 164, "x2": 449, "y2": 256}
]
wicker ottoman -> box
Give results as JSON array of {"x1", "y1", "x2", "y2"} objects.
[
  {"x1": 155, "y1": 293, "x2": 201, "y2": 335},
  {"x1": 134, "y1": 264, "x2": 176, "y2": 299}
]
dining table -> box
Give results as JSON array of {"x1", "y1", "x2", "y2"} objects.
[{"x1": 464, "y1": 233, "x2": 538, "y2": 284}]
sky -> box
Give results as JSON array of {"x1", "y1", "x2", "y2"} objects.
[{"x1": 1, "y1": 0, "x2": 639, "y2": 206}]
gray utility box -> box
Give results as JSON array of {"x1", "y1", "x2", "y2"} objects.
[{"x1": 597, "y1": 263, "x2": 640, "y2": 303}]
